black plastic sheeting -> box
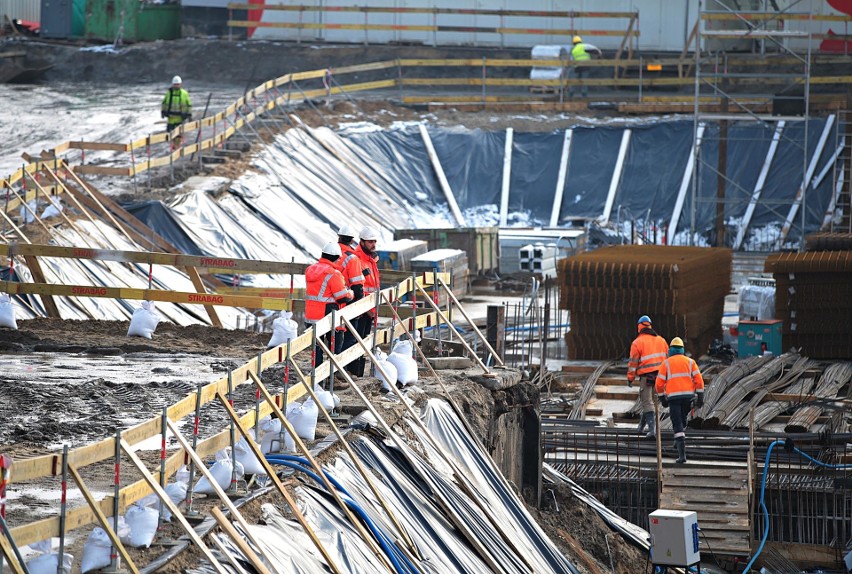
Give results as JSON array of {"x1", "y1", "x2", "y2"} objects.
[
  {"x1": 201, "y1": 397, "x2": 581, "y2": 574},
  {"x1": 121, "y1": 119, "x2": 837, "y2": 266}
]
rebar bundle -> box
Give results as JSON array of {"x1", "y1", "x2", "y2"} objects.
[
  {"x1": 690, "y1": 354, "x2": 774, "y2": 427},
  {"x1": 568, "y1": 361, "x2": 613, "y2": 420},
  {"x1": 765, "y1": 251, "x2": 852, "y2": 358},
  {"x1": 722, "y1": 356, "x2": 815, "y2": 429},
  {"x1": 559, "y1": 246, "x2": 731, "y2": 359},
  {"x1": 703, "y1": 353, "x2": 799, "y2": 428},
  {"x1": 751, "y1": 376, "x2": 816, "y2": 429},
  {"x1": 804, "y1": 231, "x2": 852, "y2": 251},
  {"x1": 785, "y1": 362, "x2": 852, "y2": 433}
]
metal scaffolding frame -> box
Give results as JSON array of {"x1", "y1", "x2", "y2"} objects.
[{"x1": 691, "y1": 0, "x2": 816, "y2": 251}]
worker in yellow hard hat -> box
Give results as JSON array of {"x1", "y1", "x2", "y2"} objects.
[
  {"x1": 568, "y1": 35, "x2": 602, "y2": 99},
  {"x1": 655, "y1": 337, "x2": 705, "y2": 464}
]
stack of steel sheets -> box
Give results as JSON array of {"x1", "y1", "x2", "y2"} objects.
[
  {"x1": 764, "y1": 250, "x2": 852, "y2": 359},
  {"x1": 559, "y1": 246, "x2": 732, "y2": 359}
]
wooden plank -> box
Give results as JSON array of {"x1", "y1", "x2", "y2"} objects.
[
  {"x1": 22, "y1": 255, "x2": 60, "y2": 318},
  {"x1": 661, "y1": 492, "x2": 749, "y2": 509},
  {"x1": 593, "y1": 390, "x2": 639, "y2": 400},
  {"x1": 664, "y1": 468, "x2": 748, "y2": 479},
  {"x1": 0, "y1": 280, "x2": 293, "y2": 311},
  {"x1": 663, "y1": 476, "x2": 748, "y2": 489},
  {"x1": 68, "y1": 141, "x2": 129, "y2": 152}
]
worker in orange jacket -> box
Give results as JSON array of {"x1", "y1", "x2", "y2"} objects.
[
  {"x1": 305, "y1": 241, "x2": 354, "y2": 374},
  {"x1": 349, "y1": 225, "x2": 380, "y2": 377},
  {"x1": 627, "y1": 315, "x2": 669, "y2": 438},
  {"x1": 336, "y1": 224, "x2": 365, "y2": 360},
  {"x1": 655, "y1": 337, "x2": 705, "y2": 464}
]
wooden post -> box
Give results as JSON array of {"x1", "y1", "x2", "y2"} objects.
[
  {"x1": 22, "y1": 255, "x2": 60, "y2": 318},
  {"x1": 185, "y1": 265, "x2": 222, "y2": 328},
  {"x1": 486, "y1": 305, "x2": 505, "y2": 364},
  {"x1": 209, "y1": 507, "x2": 274, "y2": 574}
]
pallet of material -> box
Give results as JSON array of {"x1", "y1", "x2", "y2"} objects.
[
  {"x1": 377, "y1": 238, "x2": 429, "y2": 271},
  {"x1": 394, "y1": 227, "x2": 498, "y2": 275},
  {"x1": 559, "y1": 245, "x2": 731, "y2": 359},
  {"x1": 410, "y1": 248, "x2": 469, "y2": 301}
]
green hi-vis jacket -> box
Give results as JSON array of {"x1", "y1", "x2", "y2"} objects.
[{"x1": 161, "y1": 88, "x2": 192, "y2": 127}]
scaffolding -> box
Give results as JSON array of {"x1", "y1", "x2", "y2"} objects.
[{"x1": 691, "y1": 0, "x2": 817, "y2": 251}]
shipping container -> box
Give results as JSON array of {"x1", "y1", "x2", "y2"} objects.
[{"x1": 85, "y1": 0, "x2": 180, "y2": 43}]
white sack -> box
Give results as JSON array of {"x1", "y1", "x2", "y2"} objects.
[
  {"x1": 123, "y1": 504, "x2": 158, "y2": 548},
  {"x1": 193, "y1": 457, "x2": 243, "y2": 495},
  {"x1": 388, "y1": 341, "x2": 418, "y2": 385},
  {"x1": 267, "y1": 311, "x2": 299, "y2": 348},
  {"x1": 81, "y1": 528, "x2": 112, "y2": 573},
  {"x1": 289, "y1": 399, "x2": 318, "y2": 441},
  {"x1": 374, "y1": 350, "x2": 398, "y2": 392},
  {"x1": 234, "y1": 435, "x2": 267, "y2": 476},
  {"x1": 28, "y1": 552, "x2": 73, "y2": 574},
  {"x1": 0, "y1": 293, "x2": 17, "y2": 329},
  {"x1": 127, "y1": 301, "x2": 160, "y2": 338}
]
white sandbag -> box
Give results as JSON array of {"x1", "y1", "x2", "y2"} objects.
[
  {"x1": 81, "y1": 528, "x2": 112, "y2": 573},
  {"x1": 388, "y1": 341, "x2": 418, "y2": 386},
  {"x1": 19, "y1": 200, "x2": 37, "y2": 224},
  {"x1": 127, "y1": 301, "x2": 160, "y2": 339},
  {"x1": 267, "y1": 311, "x2": 299, "y2": 348},
  {"x1": 41, "y1": 197, "x2": 64, "y2": 219},
  {"x1": 259, "y1": 417, "x2": 282, "y2": 454},
  {"x1": 28, "y1": 552, "x2": 73, "y2": 574},
  {"x1": 28, "y1": 539, "x2": 53, "y2": 554},
  {"x1": 193, "y1": 458, "x2": 235, "y2": 495},
  {"x1": 289, "y1": 399, "x2": 318, "y2": 441},
  {"x1": 373, "y1": 350, "x2": 397, "y2": 392},
  {"x1": 138, "y1": 477, "x2": 188, "y2": 522},
  {"x1": 234, "y1": 436, "x2": 267, "y2": 476},
  {"x1": 0, "y1": 293, "x2": 17, "y2": 329},
  {"x1": 313, "y1": 386, "x2": 336, "y2": 411},
  {"x1": 123, "y1": 504, "x2": 158, "y2": 548}
]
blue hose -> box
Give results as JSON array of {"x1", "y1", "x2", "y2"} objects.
[
  {"x1": 265, "y1": 455, "x2": 421, "y2": 574},
  {"x1": 743, "y1": 439, "x2": 852, "y2": 573}
]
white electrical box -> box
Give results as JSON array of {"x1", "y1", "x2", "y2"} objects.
[{"x1": 649, "y1": 509, "x2": 701, "y2": 567}]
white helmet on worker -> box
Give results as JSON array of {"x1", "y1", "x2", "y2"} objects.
[
  {"x1": 171, "y1": 75, "x2": 182, "y2": 85},
  {"x1": 321, "y1": 241, "x2": 342, "y2": 257},
  {"x1": 359, "y1": 226, "x2": 379, "y2": 241},
  {"x1": 337, "y1": 224, "x2": 359, "y2": 239}
]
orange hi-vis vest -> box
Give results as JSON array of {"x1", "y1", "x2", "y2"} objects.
[
  {"x1": 655, "y1": 354, "x2": 705, "y2": 400},
  {"x1": 355, "y1": 244, "x2": 380, "y2": 311},
  {"x1": 304, "y1": 259, "x2": 350, "y2": 323},
  {"x1": 337, "y1": 242, "x2": 365, "y2": 287},
  {"x1": 627, "y1": 332, "x2": 669, "y2": 382}
]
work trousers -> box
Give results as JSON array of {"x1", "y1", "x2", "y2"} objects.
[
  {"x1": 668, "y1": 396, "x2": 692, "y2": 439},
  {"x1": 639, "y1": 372, "x2": 658, "y2": 413},
  {"x1": 345, "y1": 314, "x2": 373, "y2": 377},
  {"x1": 568, "y1": 65, "x2": 589, "y2": 97},
  {"x1": 306, "y1": 323, "x2": 343, "y2": 369}
]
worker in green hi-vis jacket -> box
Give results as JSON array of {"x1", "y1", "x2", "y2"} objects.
[{"x1": 161, "y1": 75, "x2": 192, "y2": 147}]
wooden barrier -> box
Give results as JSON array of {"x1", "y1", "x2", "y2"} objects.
[{"x1": 3, "y1": 270, "x2": 445, "y2": 553}]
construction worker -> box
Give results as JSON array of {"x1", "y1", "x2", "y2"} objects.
[
  {"x1": 305, "y1": 241, "x2": 354, "y2": 378},
  {"x1": 568, "y1": 35, "x2": 602, "y2": 99},
  {"x1": 161, "y1": 75, "x2": 192, "y2": 147},
  {"x1": 336, "y1": 224, "x2": 365, "y2": 358},
  {"x1": 655, "y1": 337, "x2": 705, "y2": 464},
  {"x1": 349, "y1": 225, "x2": 381, "y2": 377},
  {"x1": 627, "y1": 315, "x2": 669, "y2": 438}
]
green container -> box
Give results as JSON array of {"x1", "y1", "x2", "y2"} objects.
[
  {"x1": 392, "y1": 227, "x2": 499, "y2": 275},
  {"x1": 738, "y1": 320, "x2": 782, "y2": 357},
  {"x1": 86, "y1": 0, "x2": 180, "y2": 42}
]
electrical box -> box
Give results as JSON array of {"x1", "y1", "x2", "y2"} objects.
[
  {"x1": 738, "y1": 319, "x2": 782, "y2": 357},
  {"x1": 649, "y1": 509, "x2": 700, "y2": 567}
]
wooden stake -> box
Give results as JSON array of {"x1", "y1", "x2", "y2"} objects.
[
  {"x1": 67, "y1": 465, "x2": 140, "y2": 574},
  {"x1": 222, "y1": 385, "x2": 394, "y2": 573},
  {"x1": 118, "y1": 440, "x2": 230, "y2": 574},
  {"x1": 436, "y1": 276, "x2": 505, "y2": 366},
  {"x1": 209, "y1": 507, "x2": 274, "y2": 574}
]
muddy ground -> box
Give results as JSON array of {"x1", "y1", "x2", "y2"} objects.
[{"x1": 0, "y1": 318, "x2": 645, "y2": 574}]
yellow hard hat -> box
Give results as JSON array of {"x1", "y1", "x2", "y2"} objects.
[
  {"x1": 572, "y1": 35, "x2": 582, "y2": 44},
  {"x1": 670, "y1": 337, "x2": 684, "y2": 347}
]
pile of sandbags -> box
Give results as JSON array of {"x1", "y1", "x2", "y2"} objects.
[{"x1": 559, "y1": 245, "x2": 731, "y2": 359}]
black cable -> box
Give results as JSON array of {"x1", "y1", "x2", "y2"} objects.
[{"x1": 700, "y1": 528, "x2": 722, "y2": 572}]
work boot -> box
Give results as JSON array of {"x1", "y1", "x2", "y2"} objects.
[
  {"x1": 332, "y1": 371, "x2": 350, "y2": 391},
  {"x1": 675, "y1": 437, "x2": 687, "y2": 464},
  {"x1": 638, "y1": 411, "x2": 653, "y2": 435},
  {"x1": 644, "y1": 416, "x2": 656, "y2": 439}
]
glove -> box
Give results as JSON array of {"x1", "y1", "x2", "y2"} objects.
[
  {"x1": 186, "y1": 113, "x2": 192, "y2": 120},
  {"x1": 627, "y1": 378, "x2": 633, "y2": 388},
  {"x1": 351, "y1": 284, "x2": 364, "y2": 301},
  {"x1": 696, "y1": 393, "x2": 704, "y2": 408},
  {"x1": 161, "y1": 111, "x2": 168, "y2": 118},
  {"x1": 660, "y1": 395, "x2": 669, "y2": 408}
]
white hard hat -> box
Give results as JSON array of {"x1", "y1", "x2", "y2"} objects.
[
  {"x1": 171, "y1": 75, "x2": 182, "y2": 85},
  {"x1": 337, "y1": 224, "x2": 359, "y2": 238},
  {"x1": 321, "y1": 241, "x2": 342, "y2": 257},
  {"x1": 359, "y1": 226, "x2": 379, "y2": 241}
]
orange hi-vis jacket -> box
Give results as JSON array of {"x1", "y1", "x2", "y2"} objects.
[
  {"x1": 627, "y1": 332, "x2": 669, "y2": 382},
  {"x1": 304, "y1": 259, "x2": 352, "y2": 323},
  {"x1": 655, "y1": 354, "x2": 705, "y2": 400},
  {"x1": 355, "y1": 244, "x2": 380, "y2": 314},
  {"x1": 336, "y1": 241, "x2": 365, "y2": 288}
]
